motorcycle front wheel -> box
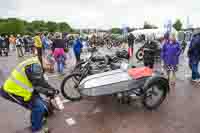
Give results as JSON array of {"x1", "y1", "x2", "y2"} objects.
[
  {"x1": 61, "y1": 73, "x2": 82, "y2": 101},
  {"x1": 106, "y1": 42, "x2": 112, "y2": 49},
  {"x1": 142, "y1": 81, "x2": 168, "y2": 110},
  {"x1": 136, "y1": 48, "x2": 144, "y2": 61}
]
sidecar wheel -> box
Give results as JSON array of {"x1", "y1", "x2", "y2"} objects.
[
  {"x1": 61, "y1": 73, "x2": 82, "y2": 101},
  {"x1": 142, "y1": 81, "x2": 167, "y2": 110}
]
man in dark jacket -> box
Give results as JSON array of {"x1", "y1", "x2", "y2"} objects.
[
  {"x1": 188, "y1": 32, "x2": 200, "y2": 82},
  {"x1": 0, "y1": 36, "x2": 3, "y2": 56},
  {"x1": 23, "y1": 36, "x2": 30, "y2": 54},
  {"x1": 128, "y1": 33, "x2": 136, "y2": 59},
  {"x1": 5, "y1": 35, "x2": 10, "y2": 52},
  {"x1": 0, "y1": 36, "x2": 8, "y2": 56}
]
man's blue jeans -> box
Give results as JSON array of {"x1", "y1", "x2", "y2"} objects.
[
  {"x1": 191, "y1": 62, "x2": 200, "y2": 80},
  {"x1": 0, "y1": 89, "x2": 48, "y2": 132},
  {"x1": 31, "y1": 96, "x2": 48, "y2": 132}
]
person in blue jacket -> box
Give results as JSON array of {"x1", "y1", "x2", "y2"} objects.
[
  {"x1": 41, "y1": 33, "x2": 50, "y2": 55},
  {"x1": 73, "y1": 36, "x2": 83, "y2": 64},
  {"x1": 161, "y1": 33, "x2": 181, "y2": 86},
  {"x1": 188, "y1": 32, "x2": 200, "y2": 82}
]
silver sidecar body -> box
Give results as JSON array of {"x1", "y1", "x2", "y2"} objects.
[{"x1": 79, "y1": 69, "x2": 150, "y2": 96}]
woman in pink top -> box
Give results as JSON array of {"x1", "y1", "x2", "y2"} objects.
[{"x1": 52, "y1": 32, "x2": 66, "y2": 74}]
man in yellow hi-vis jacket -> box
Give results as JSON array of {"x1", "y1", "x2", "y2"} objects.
[
  {"x1": 0, "y1": 57, "x2": 58, "y2": 133},
  {"x1": 34, "y1": 32, "x2": 43, "y2": 70}
]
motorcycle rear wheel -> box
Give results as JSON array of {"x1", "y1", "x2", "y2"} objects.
[{"x1": 61, "y1": 73, "x2": 82, "y2": 101}]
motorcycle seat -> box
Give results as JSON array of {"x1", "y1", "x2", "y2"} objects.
[{"x1": 128, "y1": 67, "x2": 153, "y2": 80}]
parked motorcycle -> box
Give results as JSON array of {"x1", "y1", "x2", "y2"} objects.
[
  {"x1": 73, "y1": 51, "x2": 112, "y2": 79},
  {"x1": 73, "y1": 48, "x2": 128, "y2": 77},
  {"x1": 61, "y1": 63, "x2": 169, "y2": 110},
  {"x1": 136, "y1": 41, "x2": 161, "y2": 61}
]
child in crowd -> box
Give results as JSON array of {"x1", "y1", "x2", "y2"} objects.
[{"x1": 45, "y1": 50, "x2": 55, "y2": 73}]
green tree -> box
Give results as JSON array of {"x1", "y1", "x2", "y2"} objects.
[
  {"x1": 173, "y1": 19, "x2": 182, "y2": 31},
  {"x1": 58, "y1": 22, "x2": 72, "y2": 32},
  {"x1": 0, "y1": 18, "x2": 73, "y2": 35},
  {"x1": 0, "y1": 18, "x2": 25, "y2": 35},
  {"x1": 110, "y1": 28, "x2": 122, "y2": 34},
  {"x1": 31, "y1": 21, "x2": 47, "y2": 32},
  {"x1": 46, "y1": 21, "x2": 58, "y2": 32}
]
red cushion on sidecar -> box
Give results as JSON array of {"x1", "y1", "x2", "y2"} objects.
[{"x1": 128, "y1": 67, "x2": 153, "y2": 79}]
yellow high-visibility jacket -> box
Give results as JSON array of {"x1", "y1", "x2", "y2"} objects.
[
  {"x1": 3, "y1": 57, "x2": 40, "y2": 101},
  {"x1": 34, "y1": 35, "x2": 42, "y2": 48}
]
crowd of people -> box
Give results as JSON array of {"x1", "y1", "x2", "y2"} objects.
[{"x1": 0, "y1": 32, "x2": 84, "y2": 74}]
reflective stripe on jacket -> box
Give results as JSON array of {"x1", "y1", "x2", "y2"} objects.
[{"x1": 3, "y1": 57, "x2": 40, "y2": 101}]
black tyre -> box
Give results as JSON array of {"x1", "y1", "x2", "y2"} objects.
[
  {"x1": 106, "y1": 42, "x2": 112, "y2": 49},
  {"x1": 136, "y1": 48, "x2": 144, "y2": 61},
  {"x1": 142, "y1": 80, "x2": 168, "y2": 110},
  {"x1": 61, "y1": 73, "x2": 82, "y2": 101}
]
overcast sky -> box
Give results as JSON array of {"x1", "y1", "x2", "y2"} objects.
[{"x1": 1, "y1": 0, "x2": 200, "y2": 29}]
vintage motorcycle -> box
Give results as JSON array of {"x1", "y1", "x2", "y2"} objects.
[
  {"x1": 136, "y1": 40, "x2": 161, "y2": 61},
  {"x1": 73, "y1": 48, "x2": 128, "y2": 78},
  {"x1": 61, "y1": 63, "x2": 169, "y2": 110}
]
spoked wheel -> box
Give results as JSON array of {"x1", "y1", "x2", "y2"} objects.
[
  {"x1": 136, "y1": 49, "x2": 144, "y2": 61},
  {"x1": 142, "y1": 82, "x2": 167, "y2": 110},
  {"x1": 106, "y1": 42, "x2": 112, "y2": 49},
  {"x1": 61, "y1": 73, "x2": 82, "y2": 101}
]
